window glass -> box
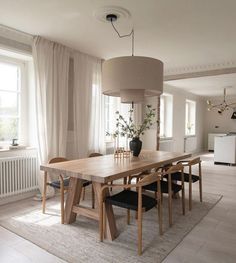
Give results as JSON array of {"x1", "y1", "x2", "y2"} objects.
[
  {"x1": 0, "y1": 63, "x2": 18, "y2": 91},
  {"x1": 185, "y1": 99, "x2": 196, "y2": 136},
  {"x1": 104, "y1": 95, "x2": 131, "y2": 147},
  {"x1": 0, "y1": 117, "x2": 18, "y2": 141},
  {"x1": 160, "y1": 96, "x2": 165, "y2": 137},
  {"x1": 0, "y1": 61, "x2": 20, "y2": 144},
  {"x1": 159, "y1": 93, "x2": 173, "y2": 138},
  {"x1": 0, "y1": 91, "x2": 19, "y2": 115}
]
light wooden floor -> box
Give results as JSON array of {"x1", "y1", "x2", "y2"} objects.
[{"x1": 0, "y1": 152, "x2": 236, "y2": 263}]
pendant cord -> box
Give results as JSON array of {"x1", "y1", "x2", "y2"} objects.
[{"x1": 110, "y1": 20, "x2": 134, "y2": 56}]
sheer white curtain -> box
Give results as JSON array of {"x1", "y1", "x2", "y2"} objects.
[
  {"x1": 73, "y1": 52, "x2": 105, "y2": 158},
  {"x1": 32, "y1": 36, "x2": 70, "y2": 195}
]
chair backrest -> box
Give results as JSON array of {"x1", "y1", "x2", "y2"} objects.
[
  {"x1": 89, "y1": 153, "x2": 103, "y2": 158},
  {"x1": 48, "y1": 157, "x2": 68, "y2": 164},
  {"x1": 137, "y1": 171, "x2": 162, "y2": 187},
  {"x1": 165, "y1": 163, "x2": 184, "y2": 175},
  {"x1": 188, "y1": 157, "x2": 201, "y2": 166}
]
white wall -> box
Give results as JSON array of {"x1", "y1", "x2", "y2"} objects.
[
  {"x1": 142, "y1": 84, "x2": 205, "y2": 153},
  {"x1": 203, "y1": 95, "x2": 236, "y2": 148}
]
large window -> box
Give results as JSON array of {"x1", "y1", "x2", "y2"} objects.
[
  {"x1": 104, "y1": 95, "x2": 131, "y2": 145},
  {"x1": 0, "y1": 55, "x2": 26, "y2": 146},
  {"x1": 160, "y1": 93, "x2": 173, "y2": 138},
  {"x1": 185, "y1": 99, "x2": 196, "y2": 136}
]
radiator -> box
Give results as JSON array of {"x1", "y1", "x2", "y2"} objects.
[
  {"x1": 159, "y1": 140, "x2": 174, "y2": 151},
  {"x1": 184, "y1": 136, "x2": 197, "y2": 153},
  {"x1": 0, "y1": 156, "x2": 38, "y2": 198}
]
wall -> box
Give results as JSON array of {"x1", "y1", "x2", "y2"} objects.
[
  {"x1": 142, "y1": 84, "x2": 205, "y2": 153},
  {"x1": 203, "y1": 95, "x2": 236, "y2": 148}
]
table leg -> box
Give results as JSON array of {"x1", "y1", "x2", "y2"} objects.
[
  {"x1": 92, "y1": 182, "x2": 118, "y2": 241},
  {"x1": 64, "y1": 177, "x2": 83, "y2": 224}
]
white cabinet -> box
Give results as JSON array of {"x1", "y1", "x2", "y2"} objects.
[
  {"x1": 214, "y1": 136, "x2": 236, "y2": 165},
  {"x1": 208, "y1": 133, "x2": 227, "y2": 151}
]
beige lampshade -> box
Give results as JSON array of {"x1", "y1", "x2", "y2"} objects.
[{"x1": 102, "y1": 56, "x2": 163, "y2": 103}]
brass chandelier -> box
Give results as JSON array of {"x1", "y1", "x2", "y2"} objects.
[{"x1": 207, "y1": 87, "x2": 236, "y2": 114}]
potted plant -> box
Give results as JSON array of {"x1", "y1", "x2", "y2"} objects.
[{"x1": 107, "y1": 105, "x2": 157, "y2": 156}]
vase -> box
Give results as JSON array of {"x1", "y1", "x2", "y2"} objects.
[{"x1": 129, "y1": 137, "x2": 142, "y2": 157}]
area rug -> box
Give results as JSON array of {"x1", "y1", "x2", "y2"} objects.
[{"x1": 0, "y1": 190, "x2": 222, "y2": 263}]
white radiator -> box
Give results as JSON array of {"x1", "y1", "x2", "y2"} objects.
[
  {"x1": 0, "y1": 156, "x2": 38, "y2": 198},
  {"x1": 159, "y1": 140, "x2": 174, "y2": 152},
  {"x1": 184, "y1": 136, "x2": 197, "y2": 153}
]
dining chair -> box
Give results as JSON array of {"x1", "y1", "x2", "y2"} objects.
[
  {"x1": 165, "y1": 157, "x2": 202, "y2": 211},
  {"x1": 99, "y1": 171, "x2": 162, "y2": 256},
  {"x1": 42, "y1": 157, "x2": 94, "y2": 223},
  {"x1": 142, "y1": 163, "x2": 185, "y2": 227}
]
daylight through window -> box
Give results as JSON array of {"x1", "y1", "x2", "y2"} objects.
[
  {"x1": 185, "y1": 99, "x2": 196, "y2": 136},
  {"x1": 0, "y1": 60, "x2": 21, "y2": 144}
]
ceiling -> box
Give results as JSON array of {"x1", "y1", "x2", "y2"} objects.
[
  {"x1": 167, "y1": 73, "x2": 236, "y2": 97},
  {"x1": 0, "y1": 0, "x2": 236, "y2": 96}
]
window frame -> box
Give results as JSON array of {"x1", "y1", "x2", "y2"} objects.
[
  {"x1": 0, "y1": 54, "x2": 27, "y2": 146},
  {"x1": 159, "y1": 93, "x2": 173, "y2": 140}
]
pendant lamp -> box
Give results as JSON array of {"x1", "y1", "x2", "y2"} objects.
[{"x1": 102, "y1": 14, "x2": 163, "y2": 103}]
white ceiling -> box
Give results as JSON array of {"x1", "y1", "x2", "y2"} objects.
[
  {"x1": 1, "y1": 0, "x2": 236, "y2": 96},
  {"x1": 167, "y1": 74, "x2": 236, "y2": 97}
]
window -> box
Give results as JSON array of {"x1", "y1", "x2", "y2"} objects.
[
  {"x1": 104, "y1": 95, "x2": 131, "y2": 146},
  {"x1": 185, "y1": 99, "x2": 196, "y2": 136},
  {"x1": 160, "y1": 93, "x2": 173, "y2": 138},
  {"x1": 0, "y1": 55, "x2": 26, "y2": 146}
]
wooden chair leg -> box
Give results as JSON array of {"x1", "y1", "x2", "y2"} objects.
[
  {"x1": 60, "y1": 175, "x2": 65, "y2": 224},
  {"x1": 135, "y1": 177, "x2": 139, "y2": 220},
  {"x1": 161, "y1": 192, "x2": 163, "y2": 204},
  {"x1": 189, "y1": 181, "x2": 192, "y2": 211},
  {"x1": 199, "y1": 162, "x2": 203, "y2": 202},
  {"x1": 138, "y1": 189, "x2": 143, "y2": 256},
  {"x1": 127, "y1": 209, "x2": 130, "y2": 225},
  {"x1": 157, "y1": 180, "x2": 163, "y2": 235},
  {"x1": 99, "y1": 193, "x2": 104, "y2": 242},
  {"x1": 42, "y1": 172, "x2": 47, "y2": 214},
  {"x1": 154, "y1": 191, "x2": 158, "y2": 202},
  {"x1": 92, "y1": 185, "x2": 95, "y2": 209},
  {"x1": 168, "y1": 173, "x2": 173, "y2": 227},
  {"x1": 82, "y1": 187, "x2": 86, "y2": 200},
  {"x1": 188, "y1": 166, "x2": 192, "y2": 211},
  {"x1": 103, "y1": 203, "x2": 107, "y2": 239},
  {"x1": 181, "y1": 175, "x2": 185, "y2": 216}
]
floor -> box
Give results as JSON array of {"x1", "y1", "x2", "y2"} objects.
[{"x1": 0, "y1": 152, "x2": 236, "y2": 263}]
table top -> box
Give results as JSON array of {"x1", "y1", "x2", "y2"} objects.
[{"x1": 40, "y1": 150, "x2": 191, "y2": 183}]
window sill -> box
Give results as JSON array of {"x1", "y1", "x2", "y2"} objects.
[
  {"x1": 184, "y1": 135, "x2": 196, "y2": 138},
  {"x1": 105, "y1": 140, "x2": 114, "y2": 144},
  {"x1": 160, "y1": 137, "x2": 173, "y2": 141},
  {"x1": 0, "y1": 146, "x2": 35, "y2": 152}
]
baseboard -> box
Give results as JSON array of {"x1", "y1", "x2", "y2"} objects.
[{"x1": 0, "y1": 190, "x2": 39, "y2": 206}]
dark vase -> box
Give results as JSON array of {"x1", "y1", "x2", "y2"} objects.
[{"x1": 129, "y1": 137, "x2": 142, "y2": 157}]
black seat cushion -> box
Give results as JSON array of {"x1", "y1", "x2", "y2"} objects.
[
  {"x1": 105, "y1": 190, "x2": 157, "y2": 212},
  {"x1": 82, "y1": 180, "x2": 91, "y2": 187},
  {"x1": 164, "y1": 172, "x2": 199, "y2": 183},
  {"x1": 49, "y1": 178, "x2": 91, "y2": 189},
  {"x1": 143, "y1": 180, "x2": 182, "y2": 194}
]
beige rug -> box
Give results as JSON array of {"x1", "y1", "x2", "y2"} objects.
[{"x1": 0, "y1": 190, "x2": 222, "y2": 263}]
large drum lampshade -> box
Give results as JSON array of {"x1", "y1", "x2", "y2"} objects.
[{"x1": 102, "y1": 56, "x2": 163, "y2": 103}]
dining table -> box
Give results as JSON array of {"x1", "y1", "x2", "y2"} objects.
[{"x1": 40, "y1": 150, "x2": 191, "y2": 241}]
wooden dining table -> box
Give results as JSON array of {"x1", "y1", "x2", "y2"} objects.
[{"x1": 40, "y1": 150, "x2": 191, "y2": 240}]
